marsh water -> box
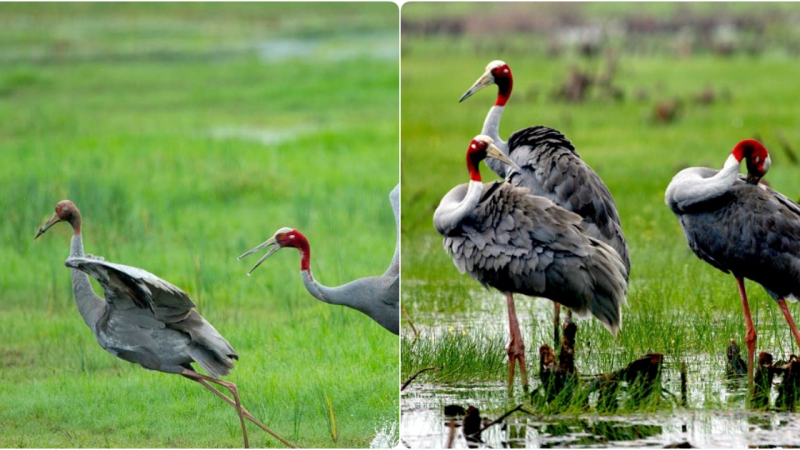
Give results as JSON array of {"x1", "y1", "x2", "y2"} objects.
[{"x1": 401, "y1": 289, "x2": 800, "y2": 448}]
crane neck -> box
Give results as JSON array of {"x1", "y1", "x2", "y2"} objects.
[
  {"x1": 294, "y1": 237, "x2": 338, "y2": 305},
  {"x1": 495, "y1": 75, "x2": 512, "y2": 106},
  {"x1": 433, "y1": 180, "x2": 484, "y2": 236},
  {"x1": 666, "y1": 154, "x2": 742, "y2": 212},
  {"x1": 482, "y1": 105, "x2": 505, "y2": 147},
  {"x1": 301, "y1": 270, "x2": 336, "y2": 304},
  {"x1": 69, "y1": 234, "x2": 104, "y2": 333}
]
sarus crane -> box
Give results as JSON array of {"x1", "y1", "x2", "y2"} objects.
[
  {"x1": 434, "y1": 136, "x2": 628, "y2": 392},
  {"x1": 666, "y1": 139, "x2": 800, "y2": 387},
  {"x1": 239, "y1": 184, "x2": 399, "y2": 335},
  {"x1": 459, "y1": 60, "x2": 630, "y2": 344},
  {"x1": 35, "y1": 200, "x2": 295, "y2": 449}
]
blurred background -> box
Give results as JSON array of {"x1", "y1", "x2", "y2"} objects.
[
  {"x1": 0, "y1": 3, "x2": 398, "y2": 448},
  {"x1": 401, "y1": 2, "x2": 800, "y2": 447}
]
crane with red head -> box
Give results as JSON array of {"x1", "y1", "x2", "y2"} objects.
[
  {"x1": 459, "y1": 60, "x2": 630, "y2": 349},
  {"x1": 435, "y1": 135, "x2": 628, "y2": 393},
  {"x1": 34, "y1": 200, "x2": 297, "y2": 448},
  {"x1": 666, "y1": 139, "x2": 800, "y2": 388},
  {"x1": 239, "y1": 185, "x2": 400, "y2": 335}
]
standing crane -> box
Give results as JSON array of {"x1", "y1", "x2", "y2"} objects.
[
  {"x1": 238, "y1": 184, "x2": 399, "y2": 335},
  {"x1": 666, "y1": 139, "x2": 800, "y2": 388},
  {"x1": 35, "y1": 200, "x2": 296, "y2": 449},
  {"x1": 459, "y1": 60, "x2": 630, "y2": 346},
  {"x1": 434, "y1": 136, "x2": 628, "y2": 392}
]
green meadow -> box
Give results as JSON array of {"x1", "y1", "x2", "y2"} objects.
[
  {"x1": 0, "y1": 3, "x2": 398, "y2": 448},
  {"x1": 401, "y1": 1, "x2": 800, "y2": 398}
]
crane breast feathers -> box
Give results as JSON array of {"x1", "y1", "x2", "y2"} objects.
[{"x1": 65, "y1": 257, "x2": 195, "y2": 321}]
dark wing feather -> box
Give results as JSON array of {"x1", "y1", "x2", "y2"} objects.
[
  {"x1": 65, "y1": 257, "x2": 195, "y2": 323},
  {"x1": 676, "y1": 181, "x2": 800, "y2": 299},
  {"x1": 501, "y1": 126, "x2": 630, "y2": 274},
  {"x1": 67, "y1": 257, "x2": 238, "y2": 376}
]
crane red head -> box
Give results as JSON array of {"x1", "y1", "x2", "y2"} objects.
[
  {"x1": 35, "y1": 200, "x2": 82, "y2": 239},
  {"x1": 459, "y1": 60, "x2": 513, "y2": 106},
  {"x1": 466, "y1": 135, "x2": 520, "y2": 182},
  {"x1": 731, "y1": 139, "x2": 771, "y2": 184},
  {"x1": 238, "y1": 227, "x2": 311, "y2": 275}
]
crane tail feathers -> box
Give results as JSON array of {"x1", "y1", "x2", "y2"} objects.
[{"x1": 189, "y1": 347, "x2": 235, "y2": 378}]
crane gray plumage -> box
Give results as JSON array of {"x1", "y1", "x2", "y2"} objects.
[
  {"x1": 435, "y1": 181, "x2": 628, "y2": 335},
  {"x1": 239, "y1": 184, "x2": 399, "y2": 335},
  {"x1": 34, "y1": 200, "x2": 297, "y2": 449},
  {"x1": 461, "y1": 61, "x2": 629, "y2": 275},
  {"x1": 64, "y1": 256, "x2": 237, "y2": 378},
  {"x1": 433, "y1": 135, "x2": 628, "y2": 392},
  {"x1": 665, "y1": 139, "x2": 800, "y2": 388},
  {"x1": 501, "y1": 127, "x2": 629, "y2": 274},
  {"x1": 668, "y1": 167, "x2": 800, "y2": 298}
]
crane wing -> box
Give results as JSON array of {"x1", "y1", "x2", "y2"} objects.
[
  {"x1": 65, "y1": 257, "x2": 195, "y2": 324},
  {"x1": 505, "y1": 126, "x2": 629, "y2": 273}
]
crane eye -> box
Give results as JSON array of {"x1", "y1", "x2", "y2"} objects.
[
  {"x1": 471, "y1": 144, "x2": 476, "y2": 149},
  {"x1": 289, "y1": 235, "x2": 295, "y2": 239},
  {"x1": 754, "y1": 156, "x2": 760, "y2": 164}
]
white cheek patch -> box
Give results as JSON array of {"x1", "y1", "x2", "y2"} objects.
[
  {"x1": 504, "y1": 69, "x2": 509, "y2": 74},
  {"x1": 290, "y1": 235, "x2": 295, "y2": 239},
  {"x1": 755, "y1": 156, "x2": 760, "y2": 163},
  {"x1": 471, "y1": 144, "x2": 476, "y2": 149}
]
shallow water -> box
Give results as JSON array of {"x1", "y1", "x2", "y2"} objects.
[
  {"x1": 402, "y1": 288, "x2": 800, "y2": 448},
  {"x1": 370, "y1": 420, "x2": 399, "y2": 449},
  {"x1": 402, "y1": 385, "x2": 800, "y2": 448}
]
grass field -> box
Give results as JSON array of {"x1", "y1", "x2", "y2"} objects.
[
  {"x1": 0, "y1": 3, "x2": 399, "y2": 448},
  {"x1": 400, "y1": 1, "x2": 800, "y2": 406}
]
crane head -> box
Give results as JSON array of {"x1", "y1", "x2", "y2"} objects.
[
  {"x1": 731, "y1": 140, "x2": 771, "y2": 184},
  {"x1": 35, "y1": 200, "x2": 81, "y2": 239},
  {"x1": 468, "y1": 135, "x2": 520, "y2": 178},
  {"x1": 238, "y1": 227, "x2": 310, "y2": 275},
  {"x1": 459, "y1": 60, "x2": 512, "y2": 103}
]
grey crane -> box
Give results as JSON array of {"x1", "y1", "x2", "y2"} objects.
[
  {"x1": 666, "y1": 139, "x2": 800, "y2": 387},
  {"x1": 460, "y1": 60, "x2": 630, "y2": 343},
  {"x1": 434, "y1": 136, "x2": 628, "y2": 392},
  {"x1": 238, "y1": 184, "x2": 399, "y2": 335},
  {"x1": 35, "y1": 200, "x2": 296, "y2": 449}
]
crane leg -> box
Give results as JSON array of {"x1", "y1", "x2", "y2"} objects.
[
  {"x1": 506, "y1": 293, "x2": 528, "y2": 395},
  {"x1": 184, "y1": 373, "x2": 298, "y2": 448},
  {"x1": 736, "y1": 277, "x2": 757, "y2": 390},
  {"x1": 182, "y1": 370, "x2": 249, "y2": 448},
  {"x1": 776, "y1": 298, "x2": 800, "y2": 349}
]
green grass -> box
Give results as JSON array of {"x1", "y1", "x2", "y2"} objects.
[
  {"x1": 0, "y1": 3, "x2": 398, "y2": 448},
  {"x1": 400, "y1": 2, "x2": 800, "y2": 398}
]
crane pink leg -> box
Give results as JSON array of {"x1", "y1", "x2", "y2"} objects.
[
  {"x1": 182, "y1": 370, "x2": 249, "y2": 448},
  {"x1": 736, "y1": 277, "x2": 757, "y2": 388},
  {"x1": 506, "y1": 293, "x2": 528, "y2": 394},
  {"x1": 776, "y1": 298, "x2": 800, "y2": 349},
  {"x1": 188, "y1": 377, "x2": 298, "y2": 448}
]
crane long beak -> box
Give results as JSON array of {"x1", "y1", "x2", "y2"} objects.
[
  {"x1": 34, "y1": 213, "x2": 60, "y2": 239},
  {"x1": 459, "y1": 72, "x2": 494, "y2": 102},
  {"x1": 486, "y1": 144, "x2": 521, "y2": 171},
  {"x1": 237, "y1": 237, "x2": 281, "y2": 276}
]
